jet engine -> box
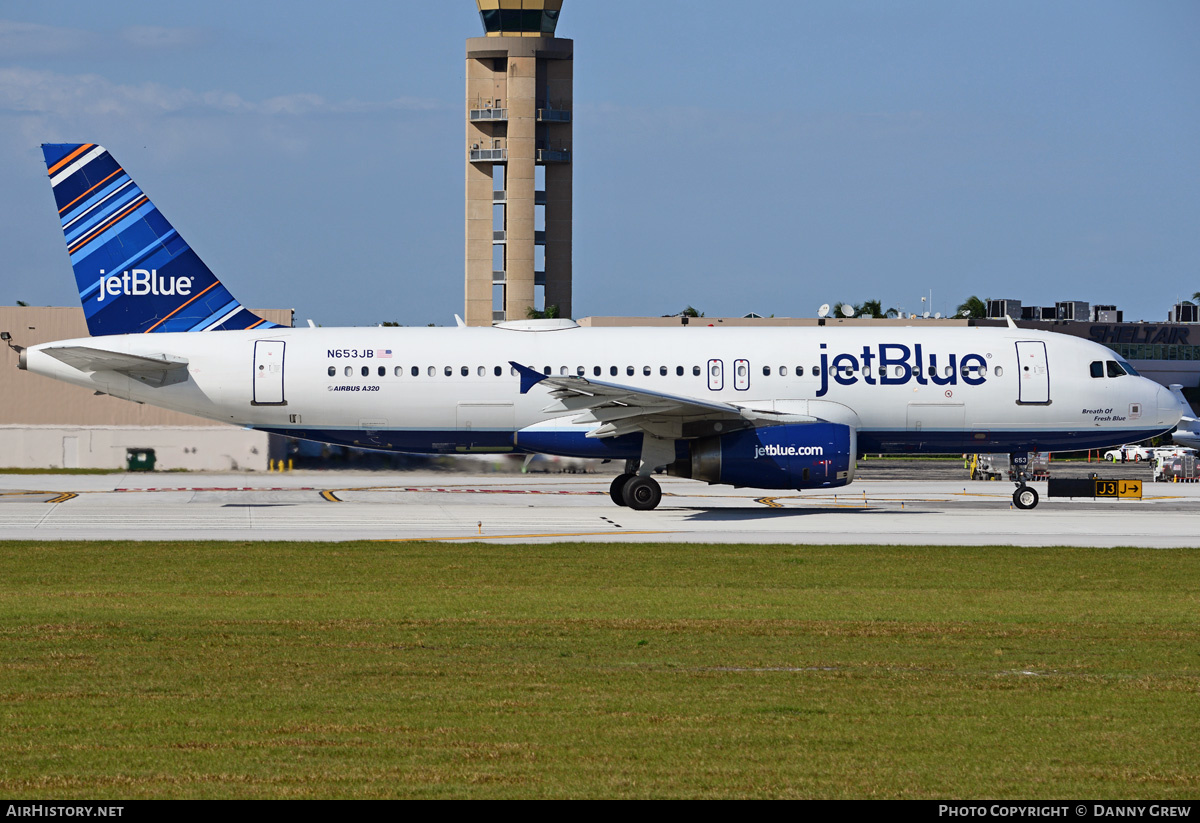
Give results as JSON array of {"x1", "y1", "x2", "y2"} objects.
[{"x1": 668, "y1": 422, "x2": 856, "y2": 490}]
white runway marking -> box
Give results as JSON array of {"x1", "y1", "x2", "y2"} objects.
[{"x1": 0, "y1": 472, "x2": 1195, "y2": 547}]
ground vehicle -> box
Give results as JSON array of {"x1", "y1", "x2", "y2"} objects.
[{"x1": 1104, "y1": 445, "x2": 1153, "y2": 462}]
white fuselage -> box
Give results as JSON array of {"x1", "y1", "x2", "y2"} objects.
[{"x1": 24, "y1": 324, "x2": 1182, "y2": 464}]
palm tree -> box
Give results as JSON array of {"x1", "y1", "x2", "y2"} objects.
[
  {"x1": 857, "y1": 299, "x2": 884, "y2": 319},
  {"x1": 679, "y1": 305, "x2": 704, "y2": 318},
  {"x1": 525, "y1": 304, "x2": 560, "y2": 319},
  {"x1": 1192, "y1": 291, "x2": 1199, "y2": 302},
  {"x1": 957, "y1": 296, "x2": 987, "y2": 319}
]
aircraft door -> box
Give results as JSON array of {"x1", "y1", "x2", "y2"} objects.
[
  {"x1": 1015, "y1": 341, "x2": 1050, "y2": 405},
  {"x1": 707, "y1": 359, "x2": 724, "y2": 391},
  {"x1": 252, "y1": 340, "x2": 287, "y2": 406}
]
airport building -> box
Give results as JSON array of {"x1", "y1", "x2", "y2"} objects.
[
  {"x1": 465, "y1": 0, "x2": 572, "y2": 326},
  {"x1": 0, "y1": 307, "x2": 293, "y2": 471}
]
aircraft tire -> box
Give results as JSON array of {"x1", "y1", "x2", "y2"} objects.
[
  {"x1": 1013, "y1": 486, "x2": 1039, "y2": 510},
  {"x1": 609, "y1": 474, "x2": 633, "y2": 506},
  {"x1": 622, "y1": 475, "x2": 662, "y2": 511}
]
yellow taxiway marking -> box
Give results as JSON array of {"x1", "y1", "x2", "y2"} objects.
[
  {"x1": 46, "y1": 492, "x2": 78, "y2": 504},
  {"x1": 754, "y1": 497, "x2": 784, "y2": 508},
  {"x1": 319, "y1": 490, "x2": 343, "y2": 502},
  {"x1": 373, "y1": 530, "x2": 676, "y2": 543}
]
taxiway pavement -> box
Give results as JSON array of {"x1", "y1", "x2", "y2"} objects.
[{"x1": 0, "y1": 467, "x2": 1195, "y2": 547}]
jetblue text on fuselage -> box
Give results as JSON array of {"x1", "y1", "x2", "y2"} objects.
[
  {"x1": 96, "y1": 269, "x2": 192, "y2": 302},
  {"x1": 816, "y1": 343, "x2": 988, "y2": 397}
]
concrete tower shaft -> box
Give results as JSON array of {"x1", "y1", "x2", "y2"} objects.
[{"x1": 466, "y1": 1, "x2": 572, "y2": 326}]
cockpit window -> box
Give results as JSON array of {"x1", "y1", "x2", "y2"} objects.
[
  {"x1": 1115, "y1": 356, "x2": 1139, "y2": 376},
  {"x1": 1090, "y1": 361, "x2": 1104, "y2": 378},
  {"x1": 1106, "y1": 360, "x2": 1126, "y2": 378}
]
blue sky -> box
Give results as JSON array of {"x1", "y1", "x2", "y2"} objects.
[{"x1": 2, "y1": 0, "x2": 1197, "y2": 325}]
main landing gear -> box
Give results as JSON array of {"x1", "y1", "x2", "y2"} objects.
[{"x1": 609, "y1": 465, "x2": 663, "y2": 511}]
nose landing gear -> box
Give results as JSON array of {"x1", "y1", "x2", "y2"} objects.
[
  {"x1": 1013, "y1": 484, "x2": 1039, "y2": 509},
  {"x1": 1010, "y1": 452, "x2": 1040, "y2": 509}
]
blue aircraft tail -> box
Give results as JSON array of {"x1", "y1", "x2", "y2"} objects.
[{"x1": 41, "y1": 143, "x2": 279, "y2": 336}]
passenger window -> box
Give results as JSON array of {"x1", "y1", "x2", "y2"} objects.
[
  {"x1": 560, "y1": 366, "x2": 568, "y2": 376},
  {"x1": 862, "y1": 366, "x2": 872, "y2": 378},
  {"x1": 510, "y1": 367, "x2": 517, "y2": 376},
  {"x1": 327, "y1": 366, "x2": 336, "y2": 377},
  {"x1": 610, "y1": 366, "x2": 618, "y2": 376},
  {"x1": 344, "y1": 366, "x2": 352, "y2": 377},
  {"x1": 994, "y1": 366, "x2": 1004, "y2": 377},
  {"x1": 412, "y1": 366, "x2": 419, "y2": 377},
  {"x1": 395, "y1": 366, "x2": 403, "y2": 377},
  {"x1": 627, "y1": 366, "x2": 634, "y2": 376},
  {"x1": 763, "y1": 365, "x2": 771, "y2": 376},
  {"x1": 461, "y1": 366, "x2": 469, "y2": 377},
  {"x1": 795, "y1": 366, "x2": 804, "y2": 376},
  {"x1": 444, "y1": 366, "x2": 452, "y2": 377},
  {"x1": 693, "y1": 366, "x2": 701, "y2": 376},
  {"x1": 1107, "y1": 360, "x2": 1126, "y2": 378},
  {"x1": 577, "y1": 366, "x2": 585, "y2": 376},
  {"x1": 676, "y1": 366, "x2": 684, "y2": 376},
  {"x1": 361, "y1": 366, "x2": 369, "y2": 377},
  {"x1": 543, "y1": 366, "x2": 551, "y2": 375},
  {"x1": 478, "y1": 366, "x2": 485, "y2": 376},
  {"x1": 375, "y1": 366, "x2": 383, "y2": 377},
  {"x1": 659, "y1": 366, "x2": 667, "y2": 376},
  {"x1": 944, "y1": 365, "x2": 953, "y2": 377},
  {"x1": 494, "y1": 366, "x2": 502, "y2": 377},
  {"x1": 710, "y1": 364, "x2": 720, "y2": 377},
  {"x1": 643, "y1": 366, "x2": 651, "y2": 376},
  {"x1": 427, "y1": 366, "x2": 435, "y2": 377},
  {"x1": 813, "y1": 367, "x2": 821, "y2": 377},
  {"x1": 780, "y1": 366, "x2": 788, "y2": 376},
  {"x1": 1090, "y1": 361, "x2": 1103, "y2": 378},
  {"x1": 594, "y1": 366, "x2": 601, "y2": 377}
]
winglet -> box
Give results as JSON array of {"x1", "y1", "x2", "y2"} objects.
[
  {"x1": 1005, "y1": 314, "x2": 1018, "y2": 329},
  {"x1": 510, "y1": 361, "x2": 547, "y2": 394},
  {"x1": 454, "y1": 314, "x2": 466, "y2": 328}
]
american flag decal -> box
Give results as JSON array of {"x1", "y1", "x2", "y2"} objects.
[{"x1": 377, "y1": 349, "x2": 393, "y2": 358}]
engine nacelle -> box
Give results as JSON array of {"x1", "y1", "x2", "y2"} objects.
[{"x1": 669, "y1": 422, "x2": 856, "y2": 490}]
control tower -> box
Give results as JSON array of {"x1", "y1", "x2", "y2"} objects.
[{"x1": 465, "y1": 0, "x2": 572, "y2": 325}]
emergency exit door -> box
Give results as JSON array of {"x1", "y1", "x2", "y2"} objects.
[
  {"x1": 252, "y1": 340, "x2": 287, "y2": 406},
  {"x1": 707, "y1": 359, "x2": 724, "y2": 391},
  {"x1": 1015, "y1": 341, "x2": 1050, "y2": 405}
]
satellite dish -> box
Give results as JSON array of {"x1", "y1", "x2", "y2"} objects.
[
  {"x1": 922, "y1": 311, "x2": 930, "y2": 319},
  {"x1": 841, "y1": 304, "x2": 855, "y2": 317},
  {"x1": 934, "y1": 312, "x2": 942, "y2": 319},
  {"x1": 960, "y1": 309, "x2": 971, "y2": 317},
  {"x1": 818, "y1": 304, "x2": 830, "y2": 318}
]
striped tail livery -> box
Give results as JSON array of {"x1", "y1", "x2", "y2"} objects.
[{"x1": 42, "y1": 143, "x2": 278, "y2": 336}]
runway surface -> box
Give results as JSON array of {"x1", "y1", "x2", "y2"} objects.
[{"x1": 1, "y1": 467, "x2": 1196, "y2": 546}]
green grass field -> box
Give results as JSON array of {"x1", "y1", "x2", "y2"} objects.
[{"x1": 1, "y1": 540, "x2": 1198, "y2": 799}]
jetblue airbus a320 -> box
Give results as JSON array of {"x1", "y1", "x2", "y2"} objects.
[{"x1": 15, "y1": 144, "x2": 1189, "y2": 510}]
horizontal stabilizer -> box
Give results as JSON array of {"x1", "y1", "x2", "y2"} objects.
[{"x1": 42, "y1": 345, "x2": 189, "y2": 387}]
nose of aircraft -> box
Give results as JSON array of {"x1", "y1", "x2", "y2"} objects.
[{"x1": 1157, "y1": 383, "x2": 1187, "y2": 427}]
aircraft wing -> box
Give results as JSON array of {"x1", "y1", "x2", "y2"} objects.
[
  {"x1": 41, "y1": 346, "x2": 189, "y2": 388},
  {"x1": 510, "y1": 361, "x2": 814, "y2": 439}
]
